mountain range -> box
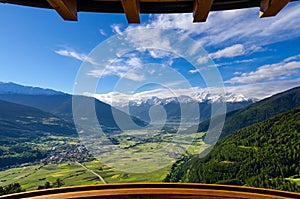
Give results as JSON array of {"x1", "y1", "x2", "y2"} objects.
[
  {"x1": 165, "y1": 107, "x2": 300, "y2": 192},
  {"x1": 0, "y1": 99, "x2": 77, "y2": 168},
  {"x1": 165, "y1": 86, "x2": 300, "y2": 192},
  {"x1": 0, "y1": 82, "x2": 63, "y2": 95},
  {"x1": 193, "y1": 86, "x2": 300, "y2": 139},
  {"x1": 0, "y1": 99, "x2": 76, "y2": 142},
  {"x1": 0, "y1": 83, "x2": 146, "y2": 168},
  {"x1": 0, "y1": 82, "x2": 254, "y2": 125},
  {"x1": 0, "y1": 89, "x2": 147, "y2": 132},
  {"x1": 94, "y1": 89, "x2": 256, "y2": 107},
  {"x1": 123, "y1": 96, "x2": 253, "y2": 123},
  {"x1": 0, "y1": 82, "x2": 300, "y2": 192}
]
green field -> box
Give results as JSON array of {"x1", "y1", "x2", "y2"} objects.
[
  {"x1": 0, "y1": 160, "x2": 171, "y2": 190},
  {"x1": 287, "y1": 177, "x2": 300, "y2": 186},
  {"x1": 0, "y1": 129, "x2": 206, "y2": 190}
]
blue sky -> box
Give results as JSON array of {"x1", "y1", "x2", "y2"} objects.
[{"x1": 0, "y1": 2, "x2": 300, "y2": 102}]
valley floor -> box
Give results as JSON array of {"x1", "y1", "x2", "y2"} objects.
[{"x1": 0, "y1": 160, "x2": 171, "y2": 190}]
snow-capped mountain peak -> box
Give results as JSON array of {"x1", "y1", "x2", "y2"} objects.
[{"x1": 93, "y1": 89, "x2": 256, "y2": 107}]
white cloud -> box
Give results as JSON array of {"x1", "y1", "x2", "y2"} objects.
[
  {"x1": 122, "y1": 70, "x2": 145, "y2": 81},
  {"x1": 111, "y1": 24, "x2": 123, "y2": 35},
  {"x1": 227, "y1": 55, "x2": 300, "y2": 84},
  {"x1": 197, "y1": 56, "x2": 210, "y2": 64},
  {"x1": 102, "y1": 3, "x2": 300, "y2": 93},
  {"x1": 216, "y1": 58, "x2": 257, "y2": 67},
  {"x1": 148, "y1": 49, "x2": 177, "y2": 60},
  {"x1": 54, "y1": 49, "x2": 98, "y2": 65},
  {"x1": 99, "y1": 29, "x2": 107, "y2": 36},
  {"x1": 124, "y1": 3, "x2": 300, "y2": 50},
  {"x1": 124, "y1": 27, "x2": 173, "y2": 52},
  {"x1": 87, "y1": 54, "x2": 144, "y2": 81},
  {"x1": 87, "y1": 69, "x2": 105, "y2": 78},
  {"x1": 126, "y1": 57, "x2": 142, "y2": 68},
  {"x1": 225, "y1": 78, "x2": 300, "y2": 99},
  {"x1": 196, "y1": 44, "x2": 260, "y2": 65},
  {"x1": 210, "y1": 44, "x2": 245, "y2": 59},
  {"x1": 189, "y1": 69, "x2": 199, "y2": 74},
  {"x1": 233, "y1": 72, "x2": 242, "y2": 75},
  {"x1": 284, "y1": 54, "x2": 300, "y2": 62}
]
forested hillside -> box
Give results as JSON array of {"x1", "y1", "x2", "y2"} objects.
[
  {"x1": 195, "y1": 86, "x2": 300, "y2": 139},
  {"x1": 0, "y1": 99, "x2": 76, "y2": 141},
  {"x1": 0, "y1": 99, "x2": 78, "y2": 168},
  {"x1": 165, "y1": 107, "x2": 300, "y2": 192}
]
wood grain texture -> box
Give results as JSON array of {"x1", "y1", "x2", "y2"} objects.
[
  {"x1": 0, "y1": 183, "x2": 299, "y2": 199},
  {"x1": 193, "y1": 0, "x2": 214, "y2": 22},
  {"x1": 260, "y1": 0, "x2": 290, "y2": 17},
  {"x1": 47, "y1": 0, "x2": 77, "y2": 20},
  {"x1": 121, "y1": 0, "x2": 140, "y2": 23}
]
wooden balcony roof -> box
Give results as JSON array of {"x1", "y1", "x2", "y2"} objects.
[
  {"x1": 0, "y1": 0, "x2": 298, "y2": 23},
  {"x1": 0, "y1": 183, "x2": 300, "y2": 199}
]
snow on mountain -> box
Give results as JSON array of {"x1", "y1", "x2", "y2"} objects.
[
  {"x1": 93, "y1": 88, "x2": 256, "y2": 108},
  {"x1": 0, "y1": 82, "x2": 64, "y2": 95}
]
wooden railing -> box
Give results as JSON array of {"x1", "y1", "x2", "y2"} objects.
[{"x1": 1, "y1": 183, "x2": 300, "y2": 199}]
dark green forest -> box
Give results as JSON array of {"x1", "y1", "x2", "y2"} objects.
[
  {"x1": 0, "y1": 183, "x2": 24, "y2": 196},
  {"x1": 165, "y1": 107, "x2": 300, "y2": 192},
  {"x1": 0, "y1": 178, "x2": 65, "y2": 196},
  {"x1": 195, "y1": 86, "x2": 300, "y2": 139}
]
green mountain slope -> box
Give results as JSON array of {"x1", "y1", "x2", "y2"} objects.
[
  {"x1": 165, "y1": 107, "x2": 300, "y2": 192},
  {"x1": 0, "y1": 99, "x2": 76, "y2": 141},
  {"x1": 0, "y1": 94, "x2": 146, "y2": 132},
  {"x1": 0, "y1": 99, "x2": 78, "y2": 168},
  {"x1": 196, "y1": 86, "x2": 300, "y2": 139}
]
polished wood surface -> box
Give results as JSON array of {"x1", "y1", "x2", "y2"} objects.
[
  {"x1": 121, "y1": 0, "x2": 140, "y2": 23},
  {"x1": 0, "y1": 183, "x2": 299, "y2": 199},
  {"x1": 193, "y1": 0, "x2": 214, "y2": 22},
  {"x1": 260, "y1": 0, "x2": 291, "y2": 17},
  {"x1": 47, "y1": 0, "x2": 77, "y2": 21},
  {"x1": 1, "y1": 0, "x2": 298, "y2": 23}
]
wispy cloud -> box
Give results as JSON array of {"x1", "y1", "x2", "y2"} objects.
[
  {"x1": 101, "y1": 3, "x2": 300, "y2": 95},
  {"x1": 87, "y1": 55, "x2": 145, "y2": 81},
  {"x1": 195, "y1": 44, "x2": 261, "y2": 65},
  {"x1": 111, "y1": 24, "x2": 123, "y2": 35},
  {"x1": 215, "y1": 58, "x2": 257, "y2": 67},
  {"x1": 227, "y1": 55, "x2": 300, "y2": 84},
  {"x1": 99, "y1": 29, "x2": 107, "y2": 36},
  {"x1": 124, "y1": 3, "x2": 300, "y2": 50},
  {"x1": 210, "y1": 44, "x2": 245, "y2": 59},
  {"x1": 113, "y1": 3, "x2": 300, "y2": 71},
  {"x1": 225, "y1": 78, "x2": 300, "y2": 99},
  {"x1": 54, "y1": 49, "x2": 98, "y2": 65}
]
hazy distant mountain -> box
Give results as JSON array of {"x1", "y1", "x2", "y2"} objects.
[
  {"x1": 0, "y1": 99, "x2": 78, "y2": 168},
  {"x1": 193, "y1": 86, "x2": 300, "y2": 139},
  {"x1": 0, "y1": 82, "x2": 253, "y2": 127},
  {"x1": 0, "y1": 82, "x2": 64, "y2": 95},
  {"x1": 117, "y1": 96, "x2": 253, "y2": 123},
  {"x1": 0, "y1": 83, "x2": 147, "y2": 132},
  {"x1": 0, "y1": 85, "x2": 147, "y2": 168},
  {"x1": 0, "y1": 99, "x2": 76, "y2": 141},
  {"x1": 95, "y1": 90, "x2": 256, "y2": 108},
  {"x1": 0, "y1": 94, "x2": 70, "y2": 116}
]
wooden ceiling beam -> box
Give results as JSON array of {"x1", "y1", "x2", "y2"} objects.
[
  {"x1": 47, "y1": 0, "x2": 77, "y2": 21},
  {"x1": 193, "y1": 0, "x2": 214, "y2": 22},
  {"x1": 121, "y1": 0, "x2": 140, "y2": 23},
  {"x1": 260, "y1": 0, "x2": 290, "y2": 17}
]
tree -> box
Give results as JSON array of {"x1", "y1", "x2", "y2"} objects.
[
  {"x1": 0, "y1": 183, "x2": 25, "y2": 196},
  {"x1": 53, "y1": 178, "x2": 64, "y2": 188}
]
